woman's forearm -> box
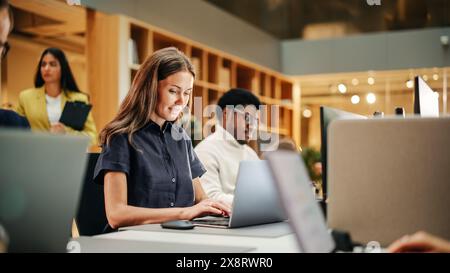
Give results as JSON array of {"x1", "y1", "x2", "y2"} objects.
[
  {"x1": 193, "y1": 177, "x2": 209, "y2": 203},
  {"x1": 106, "y1": 204, "x2": 189, "y2": 229},
  {"x1": 104, "y1": 171, "x2": 192, "y2": 229}
]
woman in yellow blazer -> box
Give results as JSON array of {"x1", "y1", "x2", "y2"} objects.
[{"x1": 16, "y1": 47, "x2": 97, "y2": 145}]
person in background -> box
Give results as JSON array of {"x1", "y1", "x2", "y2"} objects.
[
  {"x1": 94, "y1": 47, "x2": 230, "y2": 230},
  {"x1": 15, "y1": 47, "x2": 97, "y2": 144},
  {"x1": 0, "y1": 0, "x2": 29, "y2": 129},
  {"x1": 194, "y1": 89, "x2": 261, "y2": 206}
]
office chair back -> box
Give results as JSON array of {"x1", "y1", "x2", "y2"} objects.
[{"x1": 75, "y1": 153, "x2": 108, "y2": 236}]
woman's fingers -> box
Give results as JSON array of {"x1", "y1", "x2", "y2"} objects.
[
  {"x1": 209, "y1": 200, "x2": 231, "y2": 216},
  {"x1": 198, "y1": 199, "x2": 228, "y2": 215},
  {"x1": 388, "y1": 240, "x2": 430, "y2": 253},
  {"x1": 388, "y1": 232, "x2": 445, "y2": 253},
  {"x1": 206, "y1": 206, "x2": 223, "y2": 215},
  {"x1": 388, "y1": 235, "x2": 410, "y2": 253},
  {"x1": 218, "y1": 200, "x2": 232, "y2": 212}
]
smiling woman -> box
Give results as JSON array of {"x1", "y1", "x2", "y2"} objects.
[
  {"x1": 94, "y1": 47, "x2": 231, "y2": 231},
  {"x1": 153, "y1": 70, "x2": 193, "y2": 125}
]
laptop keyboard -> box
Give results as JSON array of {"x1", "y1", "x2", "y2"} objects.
[{"x1": 191, "y1": 218, "x2": 230, "y2": 227}]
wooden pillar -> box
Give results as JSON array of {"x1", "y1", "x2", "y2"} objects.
[
  {"x1": 292, "y1": 80, "x2": 302, "y2": 147},
  {"x1": 86, "y1": 10, "x2": 127, "y2": 134}
]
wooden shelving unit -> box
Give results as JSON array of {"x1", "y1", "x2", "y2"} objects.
[{"x1": 87, "y1": 12, "x2": 301, "y2": 147}]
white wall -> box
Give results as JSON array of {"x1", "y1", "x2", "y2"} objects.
[
  {"x1": 82, "y1": 0, "x2": 281, "y2": 71},
  {"x1": 282, "y1": 27, "x2": 450, "y2": 75}
]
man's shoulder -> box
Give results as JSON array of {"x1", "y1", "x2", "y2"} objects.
[
  {"x1": 194, "y1": 133, "x2": 222, "y2": 153},
  {"x1": 0, "y1": 109, "x2": 30, "y2": 128},
  {"x1": 0, "y1": 109, "x2": 20, "y2": 118},
  {"x1": 243, "y1": 144, "x2": 260, "y2": 158}
]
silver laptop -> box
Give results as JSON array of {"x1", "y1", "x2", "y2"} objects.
[
  {"x1": 192, "y1": 160, "x2": 287, "y2": 228},
  {"x1": 327, "y1": 117, "x2": 450, "y2": 246},
  {"x1": 0, "y1": 129, "x2": 89, "y2": 252},
  {"x1": 266, "y1": 151, "x2": 336, "y2": 253}
]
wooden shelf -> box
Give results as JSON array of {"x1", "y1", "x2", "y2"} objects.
[
  {"x1": 258, "y1": 96, "x2": 293, "y2": 109},
  {"x1": 207, "y1": 53, "x2": 219, "y2": 84},
  {"x1": 236, "y1": 64, "x2": 256, "y2": 92},
  {"x1": 195, "y1": 80, "x2": 228, "y2": 92},
  {"x1": 259, "y1": 126, "x2": 289, "y2": 136},
  {"x1": 280, "y1": 101, "x2": 294, "y2": 110},
  {"x1": 153, "y1": 32, "x2": 187, "y2": 54},
  {"x1": 190, "y1": 47, "x2": 205, "y2": 81},
  {"x1": 129, "y1": 24, "x2": 151, "y2": 66},
  {"x1": 219, "y1": 58, "x2": 233, "y2": 89},
  {"x1": 87, "y1": 12, "x2": 300, "y2": 146},
  {"x1": 259, "y1": 96, "x2": 278, "y2": 105}
]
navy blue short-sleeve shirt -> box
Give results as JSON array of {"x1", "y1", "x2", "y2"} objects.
[{"x1": 93, "y1": 121, "x2": 206, "y2": 209}]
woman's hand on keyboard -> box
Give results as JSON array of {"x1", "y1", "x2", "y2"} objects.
[{"x1": 181, "y1": 199, "x2": 231, "y2": 220}]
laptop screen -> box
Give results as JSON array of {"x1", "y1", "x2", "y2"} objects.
[{"x1": 266, "y1": 151, "x2": 335, "y2": 253}]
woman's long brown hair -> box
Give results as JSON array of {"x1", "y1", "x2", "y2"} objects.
[{"x1": 99, "y1": 47, "x2": 195, "y2": 147}]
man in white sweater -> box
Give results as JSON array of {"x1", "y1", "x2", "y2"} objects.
[{"x1": 195, "y1": 88, "x2": 261, "y2": 206}]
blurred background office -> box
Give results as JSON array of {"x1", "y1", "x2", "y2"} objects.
[{"x1": 0, "y1": 0, "x2": 448, "y2": 181}]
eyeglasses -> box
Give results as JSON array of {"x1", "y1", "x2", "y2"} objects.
[
  {"x1": 1, "y1": 41, "x2": 10, "y2": 59},
  {"x1": 234, "y1": 108, "x2": 259, "y2": 125}
]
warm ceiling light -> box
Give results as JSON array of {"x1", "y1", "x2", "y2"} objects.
[
  {"x1": 368, "y1": 77, "x2": 375, "y2": 85},
  {"x1": 406, "y1": 80, "x2": 414, "y2": 89},
  {"x1": 338, "y1": 83, "x2": 347, "y2": 94},
  {"x1": 351, "y1": 95, "x2": 360, "y2": 105},
  {"x1": 366, "y1": 93, "x2": 376, "y2": 104},
  {"x1": 352, "y1": 78, "x2": 359, "y2": 86},
  {"x1": 303, "y1": 109, "x2": 312, "y2": 118}
]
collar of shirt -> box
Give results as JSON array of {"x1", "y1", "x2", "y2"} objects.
[
  {"x1": 144, "y1": 119, "x2": 173, "y2": 134},
  {"x1": 45, "y1": 93, "x2": 62, "y2": 103}
]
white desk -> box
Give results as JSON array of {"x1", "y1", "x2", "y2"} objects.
[{"x1": 77, "y1": 222, "x2": 300, "y2": 253}]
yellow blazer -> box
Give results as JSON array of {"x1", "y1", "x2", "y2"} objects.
[{"x1": 16, "y1": 87, "x2": 98, "y2": 145}]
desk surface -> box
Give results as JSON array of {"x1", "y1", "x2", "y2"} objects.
[
  {"x1": 120, "y1": 221, "x2": 293, "y2": 238},
  {"x1": 73, "y1": 236, "x2": 255, "y2": 253},
  {"x1": 80, "y1": 222, "x2": 300, "y2": 253}
]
